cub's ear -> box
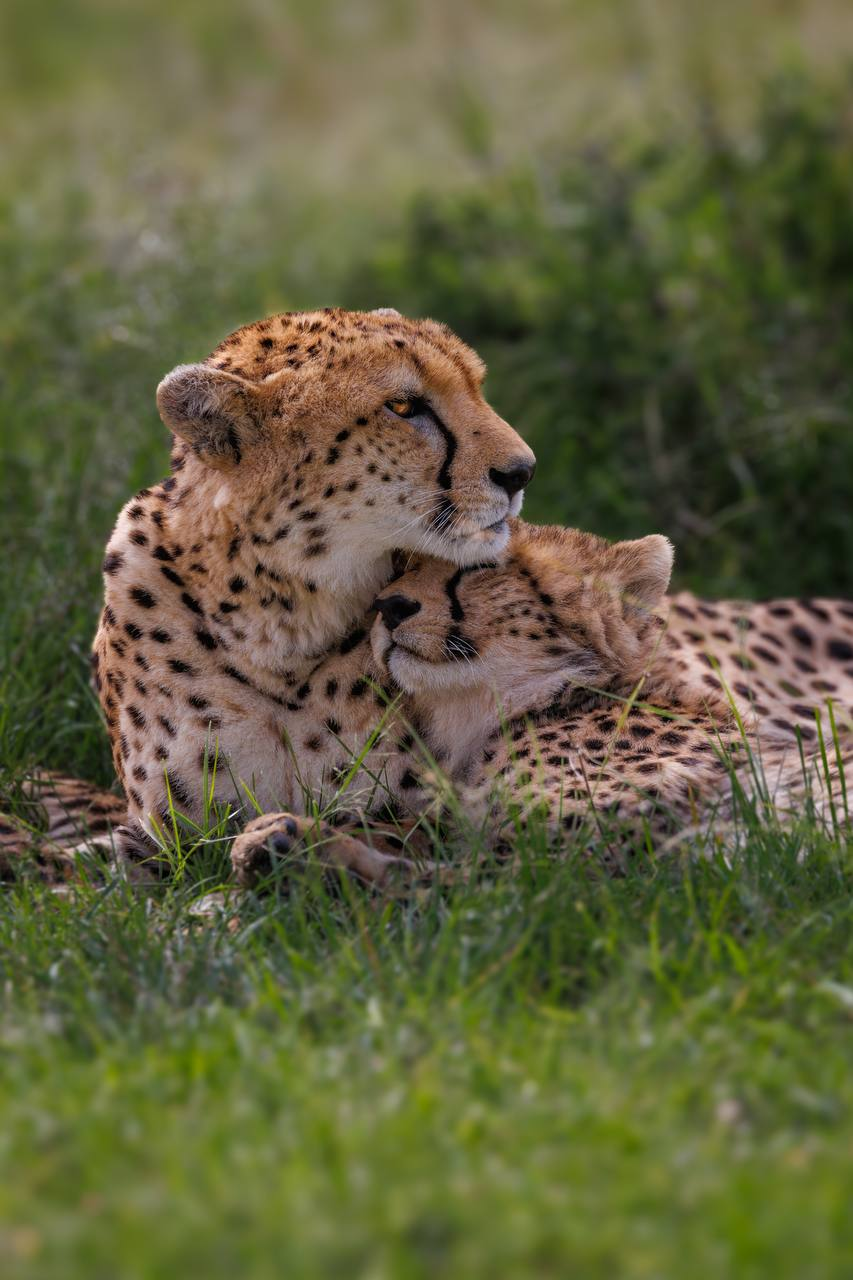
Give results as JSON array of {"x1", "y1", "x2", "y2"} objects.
[
  {"x1": 156, "y1": 363, "x2": 261, "y2": 467},
  {"x1": 607, "y1": 535, "x2": 674, "y2": 610}
]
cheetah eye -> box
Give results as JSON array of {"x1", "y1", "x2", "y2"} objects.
[{"x1": 385, "y1": 397, "x2": 426, "y2": 419}]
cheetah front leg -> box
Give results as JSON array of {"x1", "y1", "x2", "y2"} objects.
[{"x1": 230, "y1": 811, "x2": 450, "y2": 893}]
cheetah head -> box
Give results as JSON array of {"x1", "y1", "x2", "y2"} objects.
[
  {"x1": 371, "y1": 520, "x2": 674, "y2": 715},
  {"x1": 155, "y1": 308, "x2": 535, "y2": 579}
]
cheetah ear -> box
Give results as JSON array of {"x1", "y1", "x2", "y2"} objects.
[
  {"x1": 607, "y1": 535, "x2": 674, "y2": 611},
  {"x1": 371, "y1": 307, "x2": 402, "y2": 318},
  {"x1": 156, "y1": 363, "x2": 260, "y2": 468}
]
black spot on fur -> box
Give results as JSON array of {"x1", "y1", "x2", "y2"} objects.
[
  {"x1": 772, "y1": 718, "x2": 799, "y2": 736},
  {"x1": 222, "y1": 664, "x2": 251, "y2": 686},
  {"x1": 130, "y1": 587, "x2": 156, "y2": 609},
  {"x1": 339, "y1": 627, "x2": 366, "y2": 655},
  {"x1": 168, "y1": 658, "x2": 197, "y2": 676},
  {"x1": 783, "y1": 624, "x2": 809, "y2": 650},
  {"x1": 165, "y1": 771, "x2": 192, "y2": 808},
  {"x1": 180, "y1": 591, "x2": 203, "y2": 615}
]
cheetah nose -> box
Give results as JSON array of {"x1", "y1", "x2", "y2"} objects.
[
  {"x1": 489, "y1": 459, "x2": 536, "y2": 497},
  {"x1": 376, "y1": 595, "x2": 422, "y2": 632}
]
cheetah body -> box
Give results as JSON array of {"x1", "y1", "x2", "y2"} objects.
[
  {"x1": 232, "y1": 523, "x2": 853, "y2": 884},
  {"x1": 91, "y1": 309, "x2": 534, "y2": 846}
]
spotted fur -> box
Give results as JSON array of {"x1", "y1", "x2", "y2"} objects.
[
  {"x1": 233, "y1": 522, "x2": 852, "y2": 886},
  {"x1": 0, "y1": 773, "x2": 125, "y2": 882},
  {"x1": 661, "y1": 592, "x2": 853, "y2": 744},
  {"x1": 92, "y1": 308, "x2": 535, "y2": 853}
]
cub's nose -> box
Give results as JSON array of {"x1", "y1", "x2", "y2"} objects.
[
  {"x1": 375, "y1": 594, "x2": 422, "y2": 632},
  {"x1": 489, "y1": 459, "x2": 536, "y2": 497}
]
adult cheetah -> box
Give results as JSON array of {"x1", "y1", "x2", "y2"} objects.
[{"x1": 91, "y1": 307, "x2": 535, "y2": 858}]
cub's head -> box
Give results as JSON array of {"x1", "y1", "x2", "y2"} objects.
[
  {"x1": 371, "y1": 521, "x2": 674, "y2": 713},
  {"x1": 156, "y1": 308, "x2": 535, "y2": 575}
]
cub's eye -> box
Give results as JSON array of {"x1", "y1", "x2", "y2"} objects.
[{"x1": 385, "y1": 397, "x2": 425, "y2": 419}]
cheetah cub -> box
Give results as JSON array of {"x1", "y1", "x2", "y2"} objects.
[{"x1": 233, "y1": 521, "x2": 851, "y2": 888}]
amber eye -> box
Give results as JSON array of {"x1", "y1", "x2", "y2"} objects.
[{"x1": 385, "y1": 397, "x2": 421, "y2": 419}]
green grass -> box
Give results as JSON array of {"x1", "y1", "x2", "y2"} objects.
[
  {"x1": 2, "y1": 819, "x2": 852, "y2": 1278},
  {"x1": 2, "y1": 2, "x2": 853, "y2": 1275}
]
